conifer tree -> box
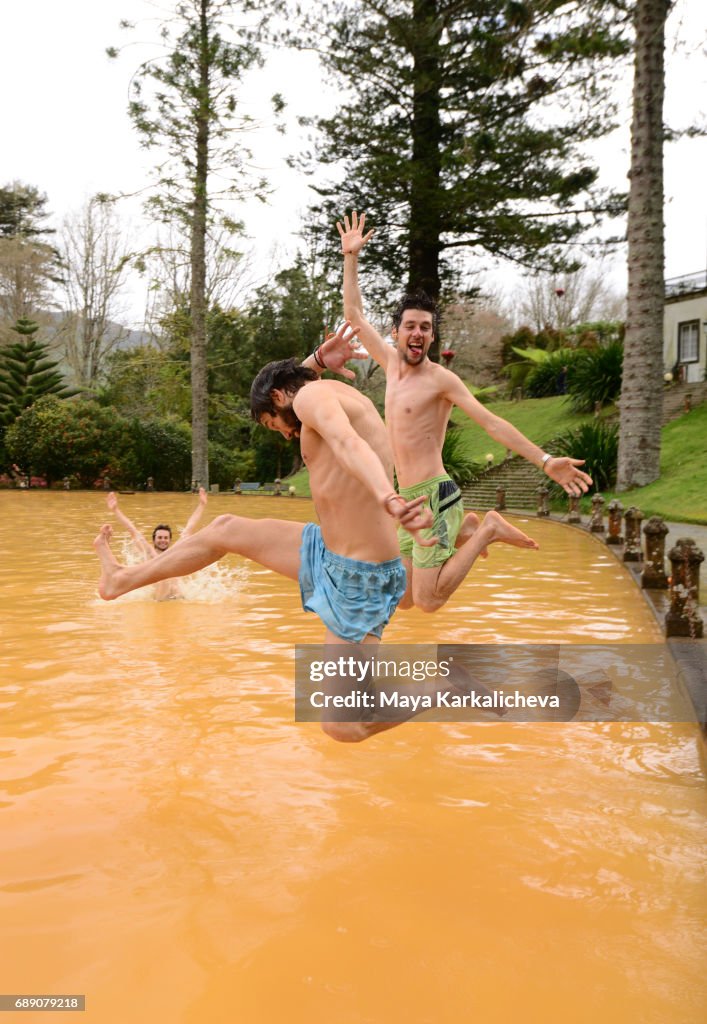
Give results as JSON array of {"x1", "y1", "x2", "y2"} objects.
[
  {"x1": 0, "y1": 317, "x2": 74, "y2": 428},
  {"x1": 293, "y1": 0, "x2": 631, "y2": 313},
  {"x1": 109, "y1": 0, "x2": 270, "y2": 488}
]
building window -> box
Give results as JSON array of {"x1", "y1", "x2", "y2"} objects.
[{"x1": 678, "y1": 320, "x2": 699, "y2": 363}]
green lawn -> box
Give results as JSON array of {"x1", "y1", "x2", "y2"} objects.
[
  {"x1": 283, "y1": 394, "x2": 707, "y2": 524},
  {"x1": 451, "y1": 393, "x2": 601, "y2": 463},
  {"x1": 594, "y1": 403, "x2": 707, "y2": 524}
]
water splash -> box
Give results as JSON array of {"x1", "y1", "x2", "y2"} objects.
[{"x1": 117, "y1": 537, "x2": 245, "y2": 603}]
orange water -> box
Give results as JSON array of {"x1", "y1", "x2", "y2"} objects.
[{"x1": 1, "y1": 492, "x2": 705, "y2": 1024}]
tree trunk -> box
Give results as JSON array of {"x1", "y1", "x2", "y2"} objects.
[
  {"x1": 408, "y1": 0, "x2": 443, "y2": 358},
  {"x1": 617, "y1": 0, "x2": 671, "y2": 490},
  {"x1": 190, "y1": 0, "x2": 211, "y2": 490}
]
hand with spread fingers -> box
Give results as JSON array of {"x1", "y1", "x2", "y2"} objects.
[
  {"x1": 336, "y1": 210, "x2": 375, "y2": 255},
  {"x1": 318, "y1": 320, "x2": 367, "y2": 380},
  {"x1": 383, "y1": 493, "x2": 438, "y2": 547},
  {"x1": 544, "y1": 457, "x2": 593, "y2": 497}
]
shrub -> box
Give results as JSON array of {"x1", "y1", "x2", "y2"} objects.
[
  {"x1": 525, "y1": 350, "x2": 580, "y2": 398},
  {"x1": 442, "y1": 427, "x2": 484, "y2": 486},
  {"x1": 550, "y1": 421, "x2": 619, "y2": 493},
  {"x1": 566, "y1": 341, "x2": 623, "y2": 412},
  {"x1": 6, "y1": 396, "x2": 133, "y2": 486}
]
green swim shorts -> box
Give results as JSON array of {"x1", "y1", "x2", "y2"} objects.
[{"x1": 397, "y1": 474, "x2": 465, "y2": 570}]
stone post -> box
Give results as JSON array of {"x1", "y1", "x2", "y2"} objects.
[
  {"x1": 641, "y1": 516, "x2": 669, "y2": 589},
  {"x1": 495, "y1": 484, "x2": 506, "y2": 512},
  {"x1": 606, "y1": 499, "x2": 624, "y2": 545},
  {"x1": 536, "y1": 485, "x2": 549, "y2": 517},
  {"x1": 146, "y1": 476, "x2": 155, "y2": 492},
  {"x1": 234, "y1": 478, "x2": 242, "y2": 495},
  {"x1": 623, "y1": 507, "x2": 644, "y2": 562},
  {"x1": 63, "y1": 476, "x2": 71, "y2": 491},
  {"x1": 665, "y1": 539, "x2": 704, "y2": 638},
  {"x1": 567, "y1": 494, "x2": 582, "y2": 524},
  {"x1": 589, "y1": 494, "x2": 605, "y2": 532},
  {"x1": 103, "y1": 475, "x2": 111, "y2": 491},
  {"x1": 274, "y1": 478, "x2": 282, "y2": 496}
]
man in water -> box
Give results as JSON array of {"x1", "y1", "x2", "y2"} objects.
[
  {"x1": 105, "y1": 487, "x2": 209, "y2": 600},
  {"x1": 337, "y1": 211, "x2": 593, "y2": 613}
]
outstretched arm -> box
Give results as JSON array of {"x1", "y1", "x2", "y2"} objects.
[
  {"x1": 441, "y1": 372, "x2": 593, "y2": 497},
  {"x1": 106, "y1": 492, "x2": 154, "y2": 557},
  {"x1": 337, "y1": 211, "x2": 392, "y2": 371},
  {"x1": 179, "y1": 486, "x2": 208, "y2": 542},
  {"x1": 293, "y1": 387, "x2": 435, "y2": 543}
]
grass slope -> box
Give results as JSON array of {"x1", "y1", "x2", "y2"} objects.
[
  {"x1": 597, "y1": 403, "x2": 707, "y2": 524},
  {"x1": 283, "y1": 394, "x2": 707, "y2": 523}
]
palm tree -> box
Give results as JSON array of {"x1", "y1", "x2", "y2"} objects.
[{"x1": 617, "y1": 0, "x2": 673, "y2": 489}]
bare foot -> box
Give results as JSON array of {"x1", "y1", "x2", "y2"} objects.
[
  {"x1": 478, "y1": 510, "x2": 539, "y2": 551},
  {"x1": 455, "y1": 511, "x2": 488, "y2": 557},
  {"x1": 93, "y1": 524, "x2": 126, "y2": 600}
]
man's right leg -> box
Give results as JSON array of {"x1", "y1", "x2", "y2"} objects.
[{"x1": 94, "y1": 515, "x2": 305, "y2": 599}]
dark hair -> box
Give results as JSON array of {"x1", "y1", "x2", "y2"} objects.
[
  {"x1": 250, "y1": 358, "x2": 318, "y2": 421},
  {"x1": 392, "y1": 289, "x2": 440, "y2": 334},
  {"x1": 152, "y1": 524, "x2": 172, "y2": 541}
]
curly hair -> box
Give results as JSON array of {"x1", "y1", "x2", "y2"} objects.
[
  {"x1": 391, "y1": 289, "x2": 440, "y2": 335},
  {"x1": 250, "y1": 358, "x2": 318, "y2": 421}
]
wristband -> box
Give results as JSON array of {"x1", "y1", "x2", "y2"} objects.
[
  {"x1": 313, "y1": 346, "x2": 326, "y2": 369},
  {"x1": 540, "y1": 453, "x2": 553, "y2": 472}
]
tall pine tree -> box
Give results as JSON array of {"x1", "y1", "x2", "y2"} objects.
[
  {"x1": 110, "y1": 0, "x2": 270, "y2": 488},
  {"x1": 292, "y1": 0, "x2": 630, "y2": 312}
]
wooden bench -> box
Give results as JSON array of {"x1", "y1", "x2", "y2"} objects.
[{"x1": 233, "y1": 481, "x2": 283, "y2": 495}]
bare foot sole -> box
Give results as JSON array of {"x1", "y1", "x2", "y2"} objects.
[
  {"x1": 455, "y1": 511, "x2": 488, "y2": 557},
  {"x1": 481, "y1": 510, "x2": 539, "y2": 550},
  {"x1": 93, "y1": 524, "x2": 125, "y2": 600}
]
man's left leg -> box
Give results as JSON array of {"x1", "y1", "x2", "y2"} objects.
[
  {"x1": 95, "y1": 515, "x2": 306, "y2": 599},
  {"x1": 412, "y1": 510, "x2": 538, "y2": 613}
]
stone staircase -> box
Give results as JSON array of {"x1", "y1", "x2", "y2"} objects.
[
  {"x1": 460, "y1": 457, "x2": 545, "y2": 511},
  {"x1": 661, "y1": 381, "x2": 707, "y2": 424}
]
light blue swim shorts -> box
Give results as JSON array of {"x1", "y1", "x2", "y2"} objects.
[{"x1": 298, "y1": 523, "x2": 407, "y2": 642}]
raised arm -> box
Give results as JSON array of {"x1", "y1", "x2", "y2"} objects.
[
  {"x1": 337, "y1": 211, "x2": 392, "y2": 370},
  {"x1": 293, "y1": 387, "x2": 434, "y2": 541},
  {"x1": 300, "y1": 321, "x2": 367, "y2": 380},
  {"x1": 106, "y1": 492, "x2": 154, "y2": 558},
  {"x1": 441, "y1": 371, "x2": 593, "y2": 497},
  {"x1": 179, "y1": 486, "x2": 208, "y2": 542}
]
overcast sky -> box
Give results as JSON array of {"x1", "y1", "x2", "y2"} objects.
[{"x1": 1, "y1": 0, "x2": 706, "y2": 327}]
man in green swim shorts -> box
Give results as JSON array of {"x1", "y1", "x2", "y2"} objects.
[{"x1": 337, "y1": 211, "x2": 593, "y2": 613}]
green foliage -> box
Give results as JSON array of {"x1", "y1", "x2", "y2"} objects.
[
  {"x1": 291, "y1": 0, "x2": 629, "y2": 306},
  {"x1": 0, "y1": 182, "x2": 54, "y2": 238},
  {"x1": 551, "y1": 420, "x2": 619, "y2": 492},
  {"x1": 0, "y1": 320, "x2": 76, "y2": 427},
  {"x1": 442, "y1": 427, "x2": 484, "y2": 486},
  {"x1": 130, "y1": 418, "x2": 192, "y2": 491},
  {"x1": 566, "y1": 341, "x2": 623, "y2": 412},
  {"x1": 98, "y1": 345, "x2": 191, "y2": 421},
  {"x1": 209, "y1": 440, "x2": 257, "y2": 489},
  {"x1": 525, "y1": 350, "x2": 579, "y2": 398},
  {"x1": 5, "y1": 396, "x2": 134, "y2": 486}
]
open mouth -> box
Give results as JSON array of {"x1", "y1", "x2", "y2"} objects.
[{"x1": 408, "y1": 343, "x2": 423, "y2": 357}]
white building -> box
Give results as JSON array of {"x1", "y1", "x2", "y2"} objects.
[{"x1": 664, "y1": 271, "x2": 707, "y2": 383}]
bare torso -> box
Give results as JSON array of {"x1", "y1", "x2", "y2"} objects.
[
  {"x1": 384, "y1": 358, "x2": 452, "y2": 487},
  {"x1": 299, "y1": 380, "x2": 401, "y2": 562}
]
